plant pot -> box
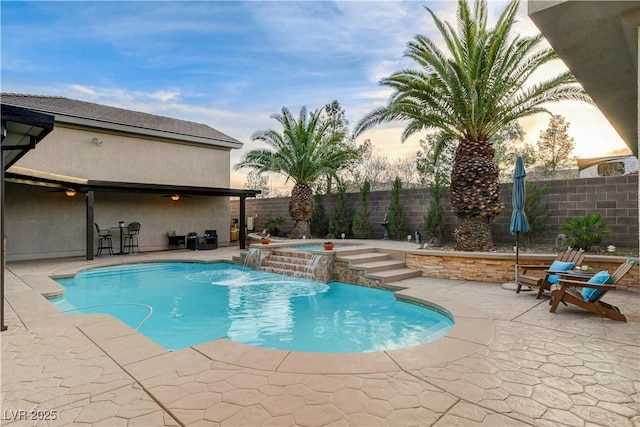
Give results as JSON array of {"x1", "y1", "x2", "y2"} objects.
[
  {"x1": 323, "y1": 243, "x2": 335, "y2": 250},
  {"x1": 261, "y1": 238, "x2": 271, "y2": 245}
]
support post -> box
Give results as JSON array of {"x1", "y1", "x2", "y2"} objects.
[
  {"x1": 86, "y1": 190, "x2": 94, "y2": 260},
  {"x1": 239, "y1": 196, "x2": 246, "y2": 250},
  {"x1": 1, "y1": 163, "x2": 6, "y2": 331}
]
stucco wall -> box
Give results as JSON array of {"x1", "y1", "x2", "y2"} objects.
[
  {"x1": 5, "y1": 183, "x2": 231, "y2": 261},
  {"x1": 14, "y1": 125, "x2": 231, "y2": 187},
  {"x1": 231, "y1": 175, "x2": 639, "y2": 248},
  {"x1": 5, "y1": 121, "x2": 239, "y2": 260}
]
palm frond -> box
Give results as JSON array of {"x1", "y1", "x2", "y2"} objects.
[{"x1": 355, "y1": 0, "x2": 590, "y2": 145}]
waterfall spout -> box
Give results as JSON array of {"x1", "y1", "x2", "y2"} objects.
[
  {"x1": 307, "y1": 254, "x2": 323, "y2": 278},
  {"x1": 243, "y1": 248, "x2": 261, "y2": 269}
]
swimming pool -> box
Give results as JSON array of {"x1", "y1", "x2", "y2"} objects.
[{"x1": 51, "y1": 262, "x2": 454, "y2": 353}]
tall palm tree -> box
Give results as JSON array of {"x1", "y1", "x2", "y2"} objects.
[
  {"x1": 236, "y1": 106, "x2": 360, "y2": 238},
  {"x1": 355, "y1": 0, "x2": 591, "y2": 251}
]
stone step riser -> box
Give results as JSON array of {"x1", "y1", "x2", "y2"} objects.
[
  {"x1": 261, "y1": 261, "x2": 314, "y2": 273},
  {"x1": 271, "y1": 250, "x2": 312, "y2": 260},
  {"x1": 266, "y1": 255, "x2": 311, "y2": 266},
  {"x1": 260, "y1": 267, "x2": 314, "y2": 280}
]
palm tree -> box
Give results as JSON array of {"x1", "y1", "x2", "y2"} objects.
[
  {"x1": 235, "y1": 106, "x2": 360, "y2": 238},
  {"x1": 355, "y1": 0, "x2": 591, "y2": 251}
]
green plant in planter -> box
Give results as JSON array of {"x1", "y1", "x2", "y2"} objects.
[
  {"x1": 423, "y1": 183, "x2": 445, "y2": 244},
  {"x1": 561, "y1": 212, "x2": 612, "y2": 251},
  {"x1": 263, "y1": 217, "x2": 285, "y2": 236},
  {"x1": 523, "y1": 182, "x2": 550, "y2": 245}
]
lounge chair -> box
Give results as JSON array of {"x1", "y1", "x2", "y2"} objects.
[
  {"x1": 548, "y1": 258, "x2": 637, "y2": 322},
  {"x1": 517, "y1": 249, "x2": 585, "y2": 298},
  {"x1": 187, "y1": 229, "x2": 218, "y2": 250}
]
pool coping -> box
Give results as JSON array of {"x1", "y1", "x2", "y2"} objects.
[{"x1": 13, "y1": 257, "x2": 495, "y2": 377}]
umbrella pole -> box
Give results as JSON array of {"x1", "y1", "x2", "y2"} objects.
[{"x1": 515, "y1": 232, "x2": 520, "y2": 285}]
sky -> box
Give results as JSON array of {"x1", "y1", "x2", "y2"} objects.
[{"x1": 1, "y1": 0, "x2": 631, "y2": 190}]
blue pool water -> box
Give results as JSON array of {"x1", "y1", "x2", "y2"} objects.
[{"x1": 51, "y1": 262, "x2": 454, "y2": 352}]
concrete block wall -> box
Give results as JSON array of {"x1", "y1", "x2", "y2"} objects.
[
  {"x1": 231, "y1": 175, "x2": 638, "y2": 248},
  {"x1": 491, "y1": 175, "x2": 638, "y2": 247}
]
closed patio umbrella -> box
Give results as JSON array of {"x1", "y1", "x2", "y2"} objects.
[{"x1": 510, "y1": 156, "x2": 530, "y2": 287}]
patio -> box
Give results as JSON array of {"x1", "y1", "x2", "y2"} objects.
[{"x1": 2, "y1": 244, "x2": 639, "y2": 426}]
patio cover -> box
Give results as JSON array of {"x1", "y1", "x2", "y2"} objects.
[
  {"x1": 1, "y1": 105, "x2": 55, "y2": 331},
  {"x1": 4, "y1": 166, "x2": 260, "y2": 257}
]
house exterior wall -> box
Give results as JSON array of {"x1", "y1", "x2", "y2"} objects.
[
  {"x1": 14, "y1": 124, "x2": 231, "y2": 187},
  {"x1": 6, "y1": 121, "x2": 237, "y2": 261},
  {"x1": 5, "y1": 183, "x2": 231, "y2": 261}
]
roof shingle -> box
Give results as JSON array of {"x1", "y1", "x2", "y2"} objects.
[{"x1": 1, "y1": 93, "x2": 240, "y2": 145}]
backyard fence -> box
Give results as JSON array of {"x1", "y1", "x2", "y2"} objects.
[{"x1": 231, "y1": 175, "x2": 639, "y2": 248}]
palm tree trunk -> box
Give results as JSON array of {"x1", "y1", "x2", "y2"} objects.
[
  {"x1": 288, "y1": 184, "x2": 314, "y2": 238},
  {"x1": 449, "y1": 137, "x2": 502, "y2": 251},
  {"x1": 456, "y1": 217, "x2": 494, "y2": 251}
]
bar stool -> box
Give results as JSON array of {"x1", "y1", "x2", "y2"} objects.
[
  {"x1": 94, "y1": 223, "x2": 113, "y2": 256},
  {"x1": 123, "y1": 222, "x2": 141, "y2": 253}
]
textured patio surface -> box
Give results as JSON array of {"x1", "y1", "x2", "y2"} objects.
[{"x1": 2, "y1": 244, "x2": 639, "y2": 426}]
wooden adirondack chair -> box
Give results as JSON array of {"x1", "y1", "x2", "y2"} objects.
[
  {"x1": 517, "y1": 249, "x2": 586, "y2": 298},
  {"x1": 548, "y1": 258, "x2": 637, "y2": 322}
]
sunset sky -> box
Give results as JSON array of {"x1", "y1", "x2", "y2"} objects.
[{"x1": 2, "y1": 1, "x2": 630, "y2": 190}]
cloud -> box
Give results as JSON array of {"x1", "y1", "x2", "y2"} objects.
[
  {"x1": 69, "y1": 85, "x2": 96, "y2": 97},
  {"x1": 1, "y1": 0, "x2": 628, "y2": 192},
  {"x1": 149, "y1": 91, "x2": 180, "y2": 102}
]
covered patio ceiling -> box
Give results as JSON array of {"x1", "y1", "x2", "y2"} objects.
[
  {"x1": 5, "y1": 166, "x2": 261, "y2": 199},
  {"x1": 528, "y1": 1, "x2": 640, "y2": 156},
  {"x1": 1, "y1": 105, "x2": 54, "y2": 170},
  {"x1": 5, "y1": 166, "x2": 260, "y2": 257}
]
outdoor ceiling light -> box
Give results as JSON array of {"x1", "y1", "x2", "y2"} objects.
[
  {"x1": 65, "y1": 188, "x2": 77, "y2": 197},
  {"x1": 171, "y1": 194, "x2": 180, "y2": 201}
]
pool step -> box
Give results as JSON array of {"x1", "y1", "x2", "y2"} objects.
[
  {"x1": 338, "y1": 252, "x2": 391, "y2": 265},
  {"x1": 240, "y1": 246, "x2": 422, "y2": 285},
  {"x1": 352, "y1": 259, "x2": 407, "y2": 273},
  {"x1": 366, "y1": 268, "x2": 422, "y2": 283},
  {"x1": 338, "y1": 250, "x2": 422, "y2": 284}
]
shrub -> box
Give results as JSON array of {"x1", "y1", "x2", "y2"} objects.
[
  {"x1": 423, "y1": 183, "x2": 445, "y2": 242},
  {"x1": 352, "y1": 180, "x2": 373, "y2": 238},
  {"x1": 523, "y1": 182, "x2": 551, "y2": 244},
  {"x1": 310, "y1": 193, "x2": 329, "y2": 238},
  {"x1": 388, "y1": 177, "x2": 409, "y2": 240},
  {"x1": 328, "y1": 182, "x2": 352, "y2": 237},
  {"x1": 263, "y1": 217, "x2": 285, "y2": 236},
  {"x1": 561, "y1": 212, "x2": 613, "y2": 251}
]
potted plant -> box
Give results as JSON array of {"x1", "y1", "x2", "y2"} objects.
[{"x1": 323, "y1": 241, "x2": 335, "y2": 250}]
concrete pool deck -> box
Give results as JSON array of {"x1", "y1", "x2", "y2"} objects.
[{"x1": 2, "y1": 244, "x2": 639, "y2": 426}]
